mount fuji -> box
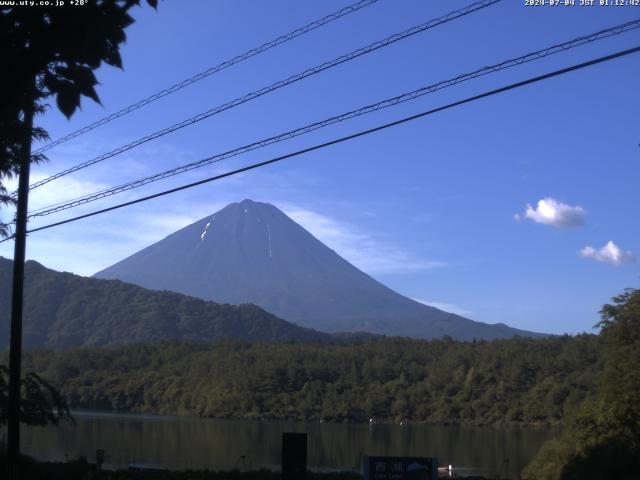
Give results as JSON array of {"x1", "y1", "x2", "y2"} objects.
[{"x1": 95, "y1": 199, "x2": 542, "y2": 340}]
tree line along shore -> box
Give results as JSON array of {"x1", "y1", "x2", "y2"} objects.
[{"x1": 8, "y1": 334, "x2": 601, "y2": 426}]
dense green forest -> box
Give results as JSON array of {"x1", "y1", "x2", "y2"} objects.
[
  {"x1": 11, "y1": 334, "x2": 601, "y2": 426},
  {"x1": 522, "y1": 288, "x2": 640, "y2": 480}
]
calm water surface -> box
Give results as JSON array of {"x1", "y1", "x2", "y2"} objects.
[{"x1": 22, "y1": 411, "x2": 555, "y2": 478}]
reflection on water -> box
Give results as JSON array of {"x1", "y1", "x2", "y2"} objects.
[{"x1": 22, "y1": 411, "x2": 554, "y2": 477}]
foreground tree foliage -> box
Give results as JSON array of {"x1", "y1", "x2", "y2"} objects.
[
  {"x1": 11, "y1": 334, "x2": 601, "y2": 426},
  {"x1": 0, "y1": 365, "x2": 73, "y2": 426},
  {"x1": 0, "y1": 0, "x2": 157, "y2": 235},
  {"x1": 522, "y1": 288, "x2": 640, "y2": 480}
]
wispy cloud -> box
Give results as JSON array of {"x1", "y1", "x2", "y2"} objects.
[
  {"x1": 0, "y1": 174, "x2": 226, "y2": 275},
  {"x1": 0, "y1": 173, "x2": 110, "y2": 227},
  {"x1": 515, "y1": 197, "x2": 585, "y2": 228},
  {"x1": 128, "y1": 207, "x2": 225, "y2": 243},
  {"x1": 283, "y1": 206, "x2": 446, "y2": 275},
  {"x1": 2, "y1": 172, "x2": 109, "y2": 210},
  {"x1": 579, "y1": 241, "x2": 635, "y2": 266},
  {"x1": 411, "y1": 298, "x2": 471, "y2": 316}
]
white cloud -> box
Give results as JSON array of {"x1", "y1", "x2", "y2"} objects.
[
  {"x1": 579, "y1": 241, "x2": 635, "y2": 266},
  {"x1": 516, "y1": 197, "x2": 585, "y2": 227},
  {"x1": 283, "y1": 206, "x2": 446, "y2": 275},
  {"x1": 411, "y1": 298, "x2": 471, "y2": 316}
]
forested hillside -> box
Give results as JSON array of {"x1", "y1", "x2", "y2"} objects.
[
  {"x1": 523, "y1": 288, "x2": 640, "y2": 479},
  {"x1": 0, "y1": 257, "x2": 332, "y2": 348},
  {"x1": 15, "y1": 335, "x2": 601, "y2": 425}
]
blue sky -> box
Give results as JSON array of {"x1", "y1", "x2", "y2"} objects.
[{"x1": 1, "y1": 0, "x2": 639, "y2": 334}]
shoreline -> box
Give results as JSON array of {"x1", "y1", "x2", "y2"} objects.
[
  {"x1": 2, "y1": 456, "x2": 501, "y2": 480},
  {"x1": 68, "y1": 408, "x2": 560, "y2": 430}
]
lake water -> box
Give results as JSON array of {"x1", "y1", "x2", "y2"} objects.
[{"x1": 21, "y1": 411, "x2": 555, "y2": 478}]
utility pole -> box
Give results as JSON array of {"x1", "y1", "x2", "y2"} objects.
[{"x1": 7, "y1": 94, "x2": 34, "y2": 480}]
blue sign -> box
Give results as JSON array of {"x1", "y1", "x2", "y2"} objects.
[{"x1": 363, "y1": 455, "x2": 438, "y2": 480}]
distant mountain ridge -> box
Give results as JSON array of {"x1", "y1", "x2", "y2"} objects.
[
  {"x1": 0, "y1": 257, "x2": 333, "y2": 349},
  {"x1": 95, "y1": 199, "x2": 544, "y2": 340}
]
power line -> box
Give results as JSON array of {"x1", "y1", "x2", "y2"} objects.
[
  {"x1": 5, "y1": 44, "x2": 635, "y2": 242},
  {"x1": 21, "y1": 0, "x2": 502, "y2": 195},
  {"x1": 31, "y1": 0, "x2": 380, "y2": 156},
  {"x1": 27, "y1": 18, "x2": 640, "y2": 219},
  {"x1": 25, "y1": 0, "x2": 499, "y2": 193},
  {"x1": 30, "y1": 18, "x2": 640, "y2": 215}
]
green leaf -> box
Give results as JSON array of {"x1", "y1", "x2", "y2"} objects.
[
  {"x1": 66, "y1": 65, "x2": 102, "y2": 105},
  {"x1": 42, "y1": 72, "x2": 62, "y2": 93},
  {"x1": 56, "y1": 83, "x2": 81, "y2": 119},
  {"x1": 83, "y1": 84, "x2": 101, "y2": 105},
  {"x1": 104, "y1": 47, "x2": 123, "y2": 69}
]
